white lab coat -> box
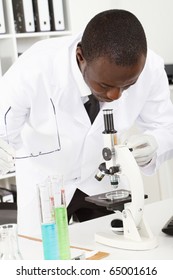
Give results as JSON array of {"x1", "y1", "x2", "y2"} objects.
[{"x1": 0, "y1": 33, "x2": 173, "y2": 237}]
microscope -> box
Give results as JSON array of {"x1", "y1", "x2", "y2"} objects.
[{"x1": 86, "y1": 109, "x2": 158, "y2": 250}]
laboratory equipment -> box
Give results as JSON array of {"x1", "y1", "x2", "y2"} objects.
[
  {"x1": 38, "y1": 182, "x2": 60, "y2": 260},
  {"x1": 162, "y1": 216, "x2": 173, "y2": 236},
  {"x1": 86, "y1": 109, "x2": 158, "y2": 250},
  {"x1": 51, "y1": 176, "x2": 71, "y2": 260},
  {"x1": 0, "y1": 223, "x2": 23, "y2": 260}
]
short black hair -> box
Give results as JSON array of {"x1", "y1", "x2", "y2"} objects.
[{"x1": 81, "y1": 9, "x2": 147, "y2": 66}]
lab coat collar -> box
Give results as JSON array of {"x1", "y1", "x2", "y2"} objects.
[
  {"x1": 51, "y1": 32, "x2": 90, "y2": 98},
  {"x1": 49, "y1": 34, "x2": 91, "y2": 128},
  {"x1": 71, "y1": 41, "x2": 91, "y2": 98}
]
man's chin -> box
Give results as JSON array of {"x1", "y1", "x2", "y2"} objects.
[{"x1": 97, "y1": 98, "x2": 114, "y2": 102}]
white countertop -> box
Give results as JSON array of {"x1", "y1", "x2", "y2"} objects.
[{"x1": 19, "y1": 198, "x2": 173, "y2": 260}]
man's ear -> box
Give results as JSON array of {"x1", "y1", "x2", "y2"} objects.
[{"x1": 76, "y1": 44, "x2": 85, "y2": 65}]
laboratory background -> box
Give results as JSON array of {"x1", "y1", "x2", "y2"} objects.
[
  {"x1": 0, "y1": 0, "x2": 173, "y2": 206},
  {"x1": 1, "y1": 0, "x2": 173, "y2": 264}
]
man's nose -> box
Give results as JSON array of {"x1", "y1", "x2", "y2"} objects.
[{"x1": 107, "y1": 88, "x2": 122, "y2": 100}]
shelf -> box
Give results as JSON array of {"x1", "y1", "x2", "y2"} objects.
[
  {"x1": 0, "y1": 0, "x2": 71, "y2": 76},
  {"x1": 15, "y1": 30, "x2": 72, "y2": 38},
  {"x1": 0, "y1": 1, "x2": 71, "y2": 57},
  {"x1": 0, "y1": 171, "x2": 16, "y2": 180},
  {"x1": 0, "y1": 34, "x2": 13, "y2": 39}
]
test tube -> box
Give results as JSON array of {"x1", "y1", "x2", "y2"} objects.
[
  {"x1": 38, "y1": 181, "x2": 60, "y2": 260},
  {"x1": 51, "y1": 175, "x2": 71, "y2": 260}
]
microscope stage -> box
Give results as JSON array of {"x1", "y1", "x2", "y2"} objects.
[{"x1": 85, "y1": 190, "x2": 148, "y2": 211}]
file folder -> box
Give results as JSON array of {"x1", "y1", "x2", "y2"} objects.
[
  {"x1": 33, "y1": 0, "x2": 51, "y2": 32},
  {"x1": 49, "y1": 0, "x2": 65, "y2": 31},
  {"x1": 12, "y1": 0, "x2": 35, "y2": 33},
  {"x1": 0, "y1": 0, "x2": 6, "y2": 34}
]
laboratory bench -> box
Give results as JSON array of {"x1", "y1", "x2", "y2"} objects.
[{"x1": 18, "y1": 197, "x2": 173, "y2": 260}]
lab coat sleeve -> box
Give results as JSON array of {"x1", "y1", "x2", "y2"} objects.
[
  {"x1": 0, "y1": 56, "x2": 33, "y2": 149},
  {"x1": 136, "y1": 61, "x2": 173, "y2": 175}
]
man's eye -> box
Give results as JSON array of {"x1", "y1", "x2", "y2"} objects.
[{"x1": 100, "y1": 84, "x2": 109, "y2": 89}]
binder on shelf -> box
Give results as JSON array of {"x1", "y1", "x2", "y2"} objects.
[
  {"x1": 0, "y1": 0, "x2": 6, "y2": 34},
  {"x1": 33, "y1": 0, "x2": 51, "y2": 32},
  {"x1": 49, "y1": 0, "x2": 65, "y2": 31},
  {"x1": 12, "y1": 0, "x2": 35, "y2": 33}
]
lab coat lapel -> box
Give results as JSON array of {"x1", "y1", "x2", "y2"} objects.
[
  {"x1": 59, "y1": 84, "x2": 92, "y2": 127},
  {"x1": 51, "y1": 60, "x2": 91, "y2": 128}
]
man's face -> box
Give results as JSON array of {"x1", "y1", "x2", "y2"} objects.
[{"x1": 76, "y1": 48, "x2": 146, "y2": 102}]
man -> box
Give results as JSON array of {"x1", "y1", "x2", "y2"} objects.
[{"x1": 0, "y1": 10, "x2": 173, "y2": 238}]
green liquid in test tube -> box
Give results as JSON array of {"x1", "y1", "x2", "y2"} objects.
[{"x1": 52, "y1": 176, "x2": 71, "y2": 260}]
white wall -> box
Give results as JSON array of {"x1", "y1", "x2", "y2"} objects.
[
  {"x1": 68, "y1": 0, "x2": 173, "y2": 63},
  {"x1": 111, "y1": 0, "x2": 173, "y2": 64},
  {"x1": 68, "y1": 0, "x2": 113, "y2": 33}
]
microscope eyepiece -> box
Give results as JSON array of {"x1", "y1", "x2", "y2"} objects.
[{"x1": 103, "y1": 109, "x2": 116, "y2": 134}]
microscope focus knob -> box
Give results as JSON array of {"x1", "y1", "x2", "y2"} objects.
[
  {"x1": 102, "y1": 147, "x2": 112, "y2": 160},
  {"x1": 111, "y1": 219, "x2": 123, "y2": 233},
  {"x1": 109, "y1": 165, "x2": 121, "y2": 174}
]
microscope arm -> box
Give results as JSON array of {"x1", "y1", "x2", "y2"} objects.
[
  {"x1": 115, "y1": 144, "x2": 144, "y2": 227},
  {"x1": 101, "y1": 124, "x2": 144, "y2": 227}
]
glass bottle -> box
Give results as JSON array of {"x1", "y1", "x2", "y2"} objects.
[{"x1": 0, "y1": 223, "x2": 23, "y2": 260}]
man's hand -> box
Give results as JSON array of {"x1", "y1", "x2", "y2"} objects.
[
  {"x1": 124, "y1": 134, "x2": 158, "y2": 167},
  {"x1": 0, "y1": 139, "x2": 15, "y2": 175}
]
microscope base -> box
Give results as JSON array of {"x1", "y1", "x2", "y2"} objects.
[{"x1": 95, "y1": 231, "x2": 158, "y2": 251}]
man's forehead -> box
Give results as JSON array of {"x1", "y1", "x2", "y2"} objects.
[{"x1": 87, "y1": 55, "x2": 146, "y2": 86}]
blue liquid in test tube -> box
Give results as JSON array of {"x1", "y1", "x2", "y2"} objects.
[
  {"x1": 38, "y1": 182, "x2": 60, "y2": 260},
  {"x1": 41, "y1": 222, "x2": 59, "y2": 260}
]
